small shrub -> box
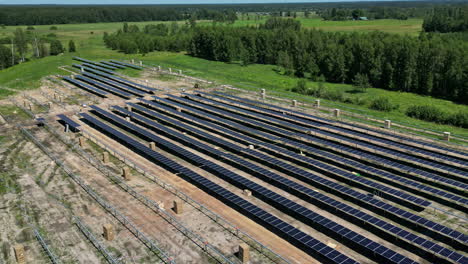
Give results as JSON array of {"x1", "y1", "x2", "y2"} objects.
[
  {"x1": 406, "y1": 105, "x2": 446, "y2": 123},
  {"x1": 447, "y1": 111, "x2": 468, "y2": 128},
  {"x1": 370, "y1": 97, "x2": 397, "y2": 112},
  {"x1": 49, "y1": 26, "x2": 58, "y2": 30},
  {"x1": 26, "y1": 26, "x2": 35, "y2": 30},
  {"x1": 353, "y1": 73, "x2": 371, "y2": 92}
]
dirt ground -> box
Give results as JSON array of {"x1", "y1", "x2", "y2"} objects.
[{"x1": 0, "y1": 68, "x2": 466, "y2": 264}]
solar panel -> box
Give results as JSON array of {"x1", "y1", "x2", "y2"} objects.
[
  {"x1": 62, "y1": 76, "x2": 108, "y2": 97},
  {"x1": 91, "y1": 105, "x2": 418, "y2": 264},
  {"x1": 81, "y1": 63, "x2": 116, "y2": 75},
  {"x1": 57, "y1": 114, "x2": 80, "y2": 132},
  {"x1": 170, "y1": 94, "x2": 468, "y2": 192},
  {"x1": 122, "y1": 99, "x2": 468, "y2": 250},
  {"x1": 148, "y1": 97, "x2": 468, "y2": 248},
  {"x1": 212, "y1": 91, "x2": 468, "y2": 159},
  {"x1": 202, "y1": 92, "x2": 468, "y2": 169},
  {"x1": 109, "y1": 59, "x2": 143, "y2": 70},
  {"x1": 75, "y1": 75, "x2": 133, "y2": 99},
  {"x1": 80, "y1": 111, "x2": 358, "y2": 264},
  {"x1": 72, "y1": 64, "x2": 113, "y2": 76},
  {"x1": 187, "y1": 94, "x2": 468, "y2": 179},
  {"x1": 72, "y1": 57, "x2": 118, "y2": 70},
  {"x1": 82, "y1": 72, "x2": 146, "y2": 97},
  {"x1": 100, "y1": 61, "x2": 126, "y2": 69}
]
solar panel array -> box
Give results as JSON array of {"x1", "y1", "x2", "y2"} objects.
[
  {"x1": 100, "y1": 61, "x2": 126, "y2": 69},
  {"x1": 75, "y1": 75, "x2": 133, "y2": 99},
  {"x1": 140, "y1": 98, "x2": 467, "y2": 210},
  {"x1": 201, "y1": 92, "x2": 468, "y2": 168},
  {"x1": 186, "y1": 94, "x2": 468, "y2": 180},
  {"x1": 81, "y1": 63, "x2": 117, "y2": 74},
  {"x1": 82, "y1": 72, "x2": 146, "y2": 97},
  {"x1": 127, "y1": 100, "x2": 468, "y2": 252},
  {"x1": 80, "y1": 111, "x2": 359, "y2": 264},
  {"x1": 110, "y1": 59, "x2": 143, "y2": 70},
  {"x1": 62, "y1": 76, "x2": 108, "y2": 97},
  {"x1": 212, "y1": 91, "x2": 468, "y2": 159},
  {"x1": 73, "y1": 57, "x2": 118, "y2": 70},
  {"x1": 92, "y1": 105, "x2": 425, "y2": 264},
  {"x1": 168, "y1": 95, "x2": 468, "y2": 193}
]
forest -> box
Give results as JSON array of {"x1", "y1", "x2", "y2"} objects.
[
  {"x1": 104, "y1": 18, "x2": 468, "y2": 105},
  {"x1": 0, "y1": 1, "x2": 463, "y2": 26}
]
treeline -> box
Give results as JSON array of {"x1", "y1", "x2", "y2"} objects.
[
  {"x1": 1, "y1": 2, "x2": 464, "y2": 26},
  {"x1": 105, "y1": 18, "x2": 468, "y2": 104},
  {"x1": 0, "y1": 6, "x2": 236, "y2": 26},
  {"x1": 319, "y1": 7, "x2": 423, "y2": 20},
  {"x1": 423, "y1": 6, "x2": 468, "y2": 32}
]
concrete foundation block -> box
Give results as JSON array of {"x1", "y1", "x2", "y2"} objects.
[
  {"x1": 243, "y1": 189, "x2": 252, "y2": 197},
  {"x1": 443, "y1": 132, "x2": 451, "y2": 141},
  {"x1": 292, "y1": 99, "x2": 298, "y2": 107},
  {"x1": 122, "y1": 167, "x2": 131, "y2": 181},
  {"x1": 385, "y1": 120, "x2": 391, "y2": 129},
  {"x1": 238, "y1": 243, "x2": 250, "y2": 263},
  {"x1": 314, "y1": 99, "x2": 320, "y2": 108},
  {"x1": 78, "y1": 136, "x2": 86, "y2": 148},
  {"x1": 14, "y1": 244, "x2": 25, "y2": 264},
  {"x1": 149, "y1": 142, "x2": 156, "y2": 151},
  {"x1": 173, "y1": 200, "x2": 184, "y2": 215},
  {"x1": 333, "y1": 109, "x2": 340, "y2": 118},
  {"x1": 103, "y1": 224, "x2": 115, "y2": 241},
  {"x1": 102, "y1": 152, "x2": 110, "y2": 164}
]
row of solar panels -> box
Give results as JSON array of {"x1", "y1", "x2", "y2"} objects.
[
  {"x1": 139, "y1": 97, "x2": 467, "y2": 211},
  {"x1": 169, "y1": 95, "x2": 468, "y2": 194},
  {"x1": 202, "y1": 92, "x2": 467, "y2": 171},
  {"x1": 73, "y1": 57, "x2": 143, "y2": 70},
  {"x1": 212, "y1": 91, "x2": 468, "y2": 160},
  {"x1": 186, "y1": 94, "x2": 468, "y2": 181},
  {"x1": 201, "y1": 92, "x2": 468, "y2": 171},
  {"x1": 89, "y1": 104, "x2": 466, "y2": 264},
  {"x1": 80, "y1": 110, "x2": 360, "y2": 264},
  {"x1": 73, "y1": 57, "x2": 118, "y2": 70},
  {"x1": 135, "y1": 98, "x2": 467, "y2": 250}
]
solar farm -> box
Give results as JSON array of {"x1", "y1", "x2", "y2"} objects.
[{"x1": 1, "y1": 57, "x2": 467, "y2": 264}]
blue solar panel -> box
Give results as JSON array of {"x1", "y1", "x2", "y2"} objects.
[
  {"x1": 91, "y1": 105, "x2": 418, "y2": 264},
  {"x1": 80, "y1": 111, "x2": 359, "y2": 264},
  {"x1": 187, "y1": 93, "x2": 468, "y2": 179},
  {"x1": 212, "y1": 91, "x2": 468, "y2": 160},
  {"x1": 57, "y1": 114, "x2": 80, "y2": 132},
  {"x1": 113, "y1": 103, "x2": 467, "y2": 260},
  {"x1": 100, "y1": 61, "x2": 126, "y2": 69},
  {"x1": 81, "y1": 63, "x2": 116, "y2": 75},
  {"x1": 72, "y1": 64, "x2": 114, "y2": 76},
  {"x1": 149, "y1": 97, "x2": 468, "y2": 248},
  {"x1": 62, "y1": 76, "x2": 108, "y2": 97},
  {"x1": 172, "y1": 94, "x2": 468, "y2": 192},
  {"x1": 73, "y1": 57, "x2": 118, "y2": 70},
  {"x1": 82, "y1": 72, "x2": 146, "y2": 97},
  {"x1": 75, "y1": 75, "x2": 133, "y2": 99},
  {"x1": 109, "y1": 59, "x2": 143, "y2": 70}
]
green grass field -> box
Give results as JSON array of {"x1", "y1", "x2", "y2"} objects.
[{"x1": 1, "y1": 18, "x2": 467, "y2": 139}]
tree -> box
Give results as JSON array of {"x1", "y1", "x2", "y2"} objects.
[
  {"x1": 353, "y1": 73, "x2": 371, "y2": 92},
  {"x1": 277, "y1": 51, "x2": 293, "y2": 75},
  {"x1": 68, "y1": 40, "x2": 76, "y2": 52},
  {"x1": 50, "y1": 40, "x2": 64, "y2": 55},
  {"x1": 123, "y1": 22, "x2": 129, "y2": 33},
  {"x1": 14, "y1": 28, "x2": 28, "y2": 62}
]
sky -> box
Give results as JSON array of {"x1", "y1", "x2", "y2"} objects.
[{"x1": 0, "y1": 0, "x2": 397, "y2": 5}]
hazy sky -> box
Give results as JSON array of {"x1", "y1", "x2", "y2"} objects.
[{"x1": 0, "y1": 0, "x2": 396, "y2": 5}]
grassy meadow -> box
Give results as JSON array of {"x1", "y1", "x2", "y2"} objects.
[{"x1": 1, "y1": 18, "x2": 467, "y2": 139}]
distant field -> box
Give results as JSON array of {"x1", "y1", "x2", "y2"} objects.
[
  {"x1": 198, "y1": 17, "x2": 423, "y2": 35},
  {"x1": 1, "y1": 18, "x2": 467, "y2": 138}
]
